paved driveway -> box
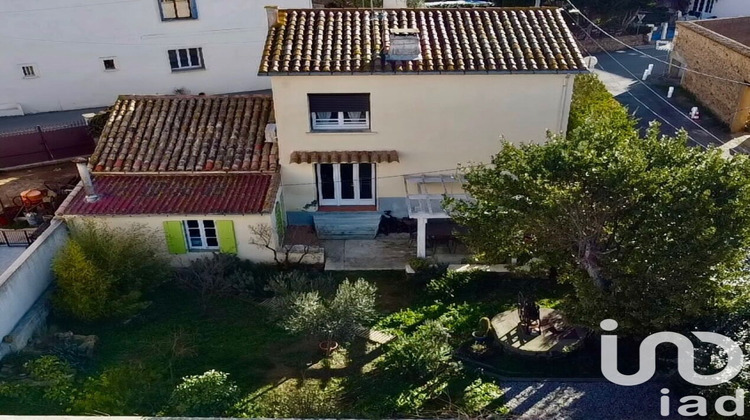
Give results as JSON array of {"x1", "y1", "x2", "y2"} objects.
[{"x1": 502, "y1": 380, "x2": 675, "y2": 419}]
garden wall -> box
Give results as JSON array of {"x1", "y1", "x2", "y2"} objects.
[
  {"x1": 576, "y1": 34, "x2": 650, "y2": 54},
  {"x1": 0, "y1": 219, "x2": 68, "y2": 357}
]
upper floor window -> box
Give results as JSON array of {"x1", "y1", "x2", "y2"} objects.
[
  {"x1": 160, "y1": 0, "x2": 197, "y2": 20},
  {"x1": 309, "y1": 94, "x2": 370, "y2": 131},
  {"x1": 168, "y1": 48, "x2": 204, "y2": 71},
  {"x1": 21, "y1": 65, "x2": 37, "y2": 78}
]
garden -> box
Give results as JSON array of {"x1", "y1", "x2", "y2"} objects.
[{"x1": 0, "y1": 222, "x2": 582, "y2": 417}]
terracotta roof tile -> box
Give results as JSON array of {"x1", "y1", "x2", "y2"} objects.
[
  {"x1": 90, "y1": 95, "x2": 278, "y2": 173},
  {"x1": 259, "y1": 7, "x2": 586, "y2": 74},
  {"x1": 290, "y1": 150, "x2": 399, "y2": 164},
  {"x1": 65, "y1": 173, "x2": 279, "y2": 215}
]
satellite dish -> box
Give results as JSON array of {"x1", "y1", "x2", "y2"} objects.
[{"x1": 583, "y1": 56, "x2": 598, "y2": 70}]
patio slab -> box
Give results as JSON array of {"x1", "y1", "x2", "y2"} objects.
[{"x1": 322, "y1": 233, "x2": 467, "y2": 270}]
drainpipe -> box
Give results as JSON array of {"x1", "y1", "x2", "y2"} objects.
[{"x1": 73, "y1": 157, "x2": 99, "y2": 203}]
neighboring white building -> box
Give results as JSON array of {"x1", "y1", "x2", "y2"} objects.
[
  {"x1": 687, "y1": 0, "x2": 750, "y2": 19},
  {"x1": 0, "y1": 0, "x2": 310, "y2": 115}
]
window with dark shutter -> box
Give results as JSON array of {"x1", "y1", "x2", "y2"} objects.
[{"x1": 309, "y1": 94, "x2": 370, "y2": 131}]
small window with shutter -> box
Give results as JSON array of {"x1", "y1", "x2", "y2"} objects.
[{"x1": 309, "y1": 93, "x2": 370, "y2": 131}]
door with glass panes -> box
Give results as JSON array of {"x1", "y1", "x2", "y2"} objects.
[{"x1": 316, "y1": 163, "x2": 375, "y2": 206}]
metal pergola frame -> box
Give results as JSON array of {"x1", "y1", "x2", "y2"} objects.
[{"x1": 403, "y1": 173, "x2": 470, "y2": 257}]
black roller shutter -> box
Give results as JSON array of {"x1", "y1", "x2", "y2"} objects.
[{"x1": 308, "y1": 94, "x2": 370, "y2": 112}]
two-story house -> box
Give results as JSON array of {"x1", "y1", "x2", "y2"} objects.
[
  {"x1": 259, "y1": 6, "x2": 587, "y2": 257},
  {"x1": 57, "y1": 5, "x2": 586, "y2": 264}
]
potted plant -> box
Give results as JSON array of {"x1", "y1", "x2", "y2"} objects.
[
  {"x1": 277, "y1": 278, "x2": 377, "y2": 357},
  {"x1": 471, "y1": 317, "x2": 492, "y2": 344}
]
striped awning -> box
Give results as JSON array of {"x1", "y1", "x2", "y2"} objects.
[{"x1": 289, "y1": 150, "x2": 399, "y2": 164}]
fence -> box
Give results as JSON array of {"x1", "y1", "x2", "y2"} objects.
[
  {"x1": 0, "y1": 121, "x2": 95, "y2": 169},
  {"x1": 0, "y1": 229, "x2": 34, "y2": 247}
]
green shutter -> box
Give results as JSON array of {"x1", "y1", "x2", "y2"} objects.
[
  {"x1": 216, "y1": 220, "x2": 237, "y2": 254},
  {"x1": 164, "y1": 221, "x2": 188, "y2": 254}
]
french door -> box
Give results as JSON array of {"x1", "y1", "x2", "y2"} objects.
[{"x1": 316, "y1": 163, "x2": 375, "y2": 206}]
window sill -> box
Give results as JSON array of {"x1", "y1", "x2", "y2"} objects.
[
  {"x1": 187, "y1": 249, "x2": 220, "y2": 253},
  {"x1": 171, "y1": 67, "x2": 206, "y2": 73},
  {"x1": 161, "y1": 17, "x2": 198, "y2": 22},
  {"x1": 307, "y1": 130, "x2": 377, "y2": 135}
]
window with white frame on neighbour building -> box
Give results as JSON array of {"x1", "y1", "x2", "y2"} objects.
[
  {"x1": 160, "y1": 0, "x2": 197, "y2": 20},
  {"x1": 308, "y1": 94, "x2": 370, "y2": 131},
  {"x1": 21, "y1": 65, "x2": 36, "y2": 78},
  {"x1": 168, "y1": 48, "x2": 204, "y2": 71},
  {"x1": 184, "y1": 220, "x2": 218, "y2": 250}
]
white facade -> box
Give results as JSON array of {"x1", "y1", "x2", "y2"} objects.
[
  {"x1": 688, "y1": 0, "x2": 750, "y2": 18},
  {"x1": 0, "y1": 0, "x2": 310, "y2": 114}
]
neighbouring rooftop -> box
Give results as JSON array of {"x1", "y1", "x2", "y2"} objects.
[
  {"x1": 694, "y1": 16, "x2": 750, "y2": 47},
  {"x1": 259, "y1": 7, "x2": 587, "y2": 74},
  {"x1": 63, "y1": 173, "x2": 279, "y2": 216},
  {"x1": 680, "y1": 16, "x2": 750, "y2": 58},
  {"x1": 89, "y1": 95, "x2": 277, "y2": 173}
]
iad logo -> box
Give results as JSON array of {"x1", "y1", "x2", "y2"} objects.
[
  {"x1": 600, "y1": 319, "x2": 747, "y2": 417},
  {"x1": 600, "y1": 319, "x2": 744, "y2": 386}
]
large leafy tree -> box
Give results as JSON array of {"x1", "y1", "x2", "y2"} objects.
[{"x1": 449, "y1": 77, "x2": 750, "y2": 336}]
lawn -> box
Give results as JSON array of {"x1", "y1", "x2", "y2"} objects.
[{"x1": 0, "y1": 268, "x2": 586, "y2": 416}]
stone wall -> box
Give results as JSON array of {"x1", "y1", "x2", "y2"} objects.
[
  {"x1": 576, "y1": 34, "x2": 649, "y2": 55},
  {"x1": 673, "y1": 21, "x2": 750, "y2": 132}
]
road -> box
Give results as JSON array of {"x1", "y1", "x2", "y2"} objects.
[{"x1": 592, "y1": 46, "x2": 732, "y2": 149}]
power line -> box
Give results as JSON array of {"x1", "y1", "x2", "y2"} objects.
[
  {"x1": 279, "y1": 167, "x2": 466, "y2": 188},
  {"x1": 563, "y1": 8, "x2": 726, "y2": 146},
  {"x1": 566, "y1": 0, "x2": 750, "y2": 88},
  {"x1": 572, "y1": 24, "x2": 707, "y2": 148}
]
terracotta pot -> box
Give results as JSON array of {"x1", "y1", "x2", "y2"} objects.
[{"x1": 319, "y1": 340, "x2": 339, "y2": 356}]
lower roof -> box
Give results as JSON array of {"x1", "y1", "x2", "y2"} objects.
[{"x1": 64, "y1": 173, "x2": 279, "y2": 216}]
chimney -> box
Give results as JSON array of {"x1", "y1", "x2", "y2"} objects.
[
  {"x1": 73, "y1": 157, "x2": 99, "y2": 203},
  {"x1": 265, "y1": 6, "x2": 279, "y2": 29}
]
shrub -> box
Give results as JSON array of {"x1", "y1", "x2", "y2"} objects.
[
  {"x1": 167, "y1": 370, "x2": 240, "y2": 417},
  {"x1": 426, "y1": 270, "x2": 480, "y2": 299},
  {"x1": 72, "y1": 364, "x2": 164, "y2": 415},
  {"x1": 279, "y1": 278, "x2": 378, "y2": 349},
  {"x1": 568, "y1": 73, "x2": 633, "y2": 133},
  {"x1": 0, "y1": 356, "x2": 76, "y2": 410},
  {"x1": 380, "y1": 320, "x2": 454, "y2": 381},
  {"x1": 235, "y1": 379, "x2": 343, "y2": 418},
  {"x1": 458, "y1": 378, "x2": 507, "y2": 416},
  {"x1": 52, "y1": 222, "x2": 171, "y2": 321},
  {"x1": 175, "y1": 254, "x2": 275, "y2": 307},
  {"x1": 408, "y1": 257, "x2": 448, "y2": 285}
]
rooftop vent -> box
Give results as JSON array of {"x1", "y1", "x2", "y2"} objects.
[
  {"x1": 265, "y1": 123, "x2": 277, "y2": 143},
  {"x1": 386, "y1": 28, "x2": 422, "y2": 61}
]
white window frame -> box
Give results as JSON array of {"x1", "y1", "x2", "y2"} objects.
[
  {"x1": 311, "y1": 111, "x2": 370, "y2": 131},
  {"x1": 20, "y1": 64, "x2": 37, "y2": 79},
  {"x1": 168, "y1": 48, "x2": 204, "y2": 71},
  {"x1": 316, "y1": 163, "x2": 376, "y2": 206},
  {"x1": 183, "y1": 220, "x2": 219, "y2": 251},
  {"x1": 160, "y1": 0, "x2": 196, "y2": 20}
]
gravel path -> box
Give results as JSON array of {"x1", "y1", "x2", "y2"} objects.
[{"x1": 501, "y1": 380, "x2": 675, "y2": 419}]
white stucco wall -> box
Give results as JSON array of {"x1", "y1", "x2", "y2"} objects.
[
  {"x1": 0, "y1": 219, "x2": 68, "y2": 340},
  {"x1": 0, "y1": 0, "x2": 310, "y2": 114},
  {"x1": 62, "y1": 213, "x2": 279, "y2": 265},
  {"x1": 712, "y1": 0, "x2": 750, "y2": 17},
  {"x1": 270, "y1": 73, "x2": 575, "y2": 211}
]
